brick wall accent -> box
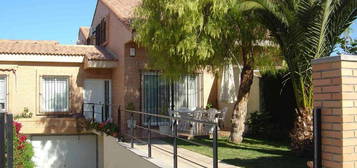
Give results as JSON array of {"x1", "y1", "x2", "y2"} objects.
[{"x1": 312, "y1": 56, "x2": 357, "y2": 168}]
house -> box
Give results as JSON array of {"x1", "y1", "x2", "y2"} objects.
[
  {"x1": 77, "y1": 0, "x2": 218, "y2": 128},
  {"x1": 0, "y1": 0, "x2": 261, "y2": 167},
  {"x1": 78, "y1": 0, "x2": 261, "y2": 128},
  {"x1": 0, "y1": 40, "x2": 117, "y2": 167}
]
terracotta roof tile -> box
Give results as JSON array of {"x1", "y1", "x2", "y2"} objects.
[
  {"x1": 101, "y1": 0, "x2": 141, "y2": 27},
  {"x1": 0, "y1": 40, "x2": 117, "y2": 61},
  {"x1": 79, "y1": 27, "x2": 90, "y2": 40}
]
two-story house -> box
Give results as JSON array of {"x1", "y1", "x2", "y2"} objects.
[
  {"x1": 78, "y1": 0, "x2": 217, "y2": 127},
  {"x1": 0, "y1": 0, "x2": 261, "y2": 167}
]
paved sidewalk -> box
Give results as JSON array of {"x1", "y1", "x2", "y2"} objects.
[{"x1": 119, "y1": 139, "x2": 238, "y2": 168}]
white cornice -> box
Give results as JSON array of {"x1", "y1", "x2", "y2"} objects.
[{"x1": 0, "y1": 54, "x2": 84, "y2": 63}]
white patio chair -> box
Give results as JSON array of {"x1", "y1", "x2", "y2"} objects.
[{"x1": 217, "y1": 107, "x2": 228, "y2": 130}]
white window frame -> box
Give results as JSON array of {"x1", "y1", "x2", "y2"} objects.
[
  {"x1": 0, "y1": 75, "x2": 8, "y2": 112},
  {"x1": 40, "y1": 75, "x2": 70, "y2": 113}
]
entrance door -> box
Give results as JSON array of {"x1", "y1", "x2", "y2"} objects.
[{"x1": 84, "y1": 79, "x2": 111, "y2": 122}]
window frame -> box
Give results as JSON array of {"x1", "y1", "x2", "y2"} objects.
[
  {"x1": 95, "y1": 17, "x2": 108, "y2": 46},
  {"x1": 0, "y1": 75, "x2": 8, "y2": 113},
  {"x1": 39, "y1": 75, "x2": 71, "y2": 114}
]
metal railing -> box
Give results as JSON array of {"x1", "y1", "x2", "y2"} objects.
[
  {"x1": 120, "y1": 108, "x2": 219, "y2": 168},
  {"x1": 0, "y1": 112, "x2": 13, "y2": 168},
  {"x1": 82, "y1": 103, "x2": 113, "y2": 122},
  {"x1": 313, "y1": 108, "x2": 321, "y2": 168}
]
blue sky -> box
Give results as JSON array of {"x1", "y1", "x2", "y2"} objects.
[
  {"x1": 0, "y1": 0, "x2": 97, "y2": 44},
  {"x1": 0, "y1": 1, "x2": 357, "y2": 45}
]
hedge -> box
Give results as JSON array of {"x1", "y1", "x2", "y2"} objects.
[{"x1": 247, "y1": 69, "x2": 297, "y2": 141}]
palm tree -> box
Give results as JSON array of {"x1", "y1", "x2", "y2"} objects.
[{"x1": 240, "y1": 0, "x2": 357, "y2": 153}]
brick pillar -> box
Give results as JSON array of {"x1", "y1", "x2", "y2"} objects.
[{"x1": 312, "y1": 55, "x2": 357, "y2": 168}]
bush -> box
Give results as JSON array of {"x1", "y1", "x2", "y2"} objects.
[
  {"x1": 87, "y1": 120, "x2": 119, "y2": 137},
  {"x1": 246, "y1": 69, "x2": 297, "y2": 141},
  {"x1": 12, "y1": 122, "x2": 35, "y2": 168}
]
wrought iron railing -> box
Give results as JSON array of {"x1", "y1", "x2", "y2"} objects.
[
  {"x1": 313, "y1": 108, "x2": 321, "y2": 168},
  {"x1": 120, "y1": 108, "x2": 219, "y2": 168},
  {"x1": 82, "y1": 103, "x2": 113, "y2": 122},
  {"x1": 0, "y1": 112, "x2": 13, "y2": 168}
]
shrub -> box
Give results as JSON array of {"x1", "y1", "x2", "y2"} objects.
[
  {"x1": 87, "y1": 120, "x2": 119, "y2": 137},
  {"x1": 246, "y1": 69, "x2": 297, "y2": 141},
  {"x1": 12, "y1": 121, "x2": 35, "y2": 168}
]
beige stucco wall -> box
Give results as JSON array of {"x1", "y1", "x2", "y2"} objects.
[
  {"x1": 97, "y1": 133, "x2": 159, "y2": 168},
  {"x1": 1, "y1": 62, "x2": 83, "y2": 115},
  {"x1": 0, "y1": 61, "x2": 112, "y2": 134},
  {"x1": 217, "y1": 66, "x2": 261, "y2": 129}
]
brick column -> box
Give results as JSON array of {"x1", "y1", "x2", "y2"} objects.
[{"x1": 312, "y1": 55, "x2": 357, "y2": 168}]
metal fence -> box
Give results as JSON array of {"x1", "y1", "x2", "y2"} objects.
[
  {"x1": 313, "y1": 108, "x2": 322, "y2": 168},
  {"x1": 0, "y1": 112, "x2": 13, "y2": 168},
  {"x1": 82, "y1": 103, "x2": 112, "y2": 122},
  {"x1": 121, "y1": 109, "x2": 219, "y2": 168}
]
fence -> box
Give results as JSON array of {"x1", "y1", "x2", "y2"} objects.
[
  {"x1": 313, "y1": 108, "x2": 321, "y2": 168},
  {"x1": 82, "y1": 103, "x2": 112, "y2": 123},
  {"x1": 121, "y1": 109, "x2": 219, "y2": 168},
  {"x1": 0, "y1": 112, "x2": 13, "y2": 168}
]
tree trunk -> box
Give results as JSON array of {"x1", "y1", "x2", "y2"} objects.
[
  {"x1": 289, "y1": 69, "x2": 314, "y2": 155},
  {"x1": 290, "y1": 107, "x2": 313, "y2": 155},
  {"x1": 229, "y1": 48, "x2": 254, "y2": 143}
]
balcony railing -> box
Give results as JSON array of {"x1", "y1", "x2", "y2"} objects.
[
  {"x1": 120, "y1": 108, "x2": 219, "y2": 168},
  {"x1": 81, "y1": 103, "x2": 219, "y2": 168},
  {"x1": 82, "y1": 103, "x2": 113, "y2": 122}
]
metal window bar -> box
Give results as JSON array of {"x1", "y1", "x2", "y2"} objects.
[{"x1": 123, "y1": 109, "x2": 218, "y2": 168}]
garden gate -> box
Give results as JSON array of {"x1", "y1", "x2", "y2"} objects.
[{"x1": 0, "y1": 112, "x2": 13, "y2": 168}]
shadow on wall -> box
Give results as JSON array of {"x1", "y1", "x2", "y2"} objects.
[
  {"x1": 217, "y1": 65, "x2": 261, "y2": 130},
  {"x1": 206, "y1": 76, "x2": 219, "y2": 109},
  {"x1": 30, "y1": 135, "x2": 97, "y2": 168}
]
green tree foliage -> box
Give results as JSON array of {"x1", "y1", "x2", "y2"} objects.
[
  {"x1": 241, "y1": 0, "x2": 357, "y2": 153},
  {"x1": 134, "y1": 0, "x2": 264, "y2": 76},
  {"x1": 133, "y1": 0, "x2": 272, "y2": 143},
  {"x1": 336, "y1": 28, "x2": 357, "y2": 55}
]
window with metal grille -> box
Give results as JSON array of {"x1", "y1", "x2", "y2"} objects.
[
  {"x1": 41, "y1": 76, "x2": 69, "y2": 113},
  {"x1": 141, "y1": 72, "x2": 201, "y2": 125}
]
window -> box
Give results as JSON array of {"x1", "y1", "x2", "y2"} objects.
[
  {"x1": 41, "y1": 76, "x2": 69, "y2": 113},
  {"x1": 173, "y1": 75, "x2": 199, "y2": 111},
  {"x1": 0, "y1": 77, "x2": 7, "y2": 112},
  {"x1": 142, "y1": 72, "x2": 201, "y2": 125},
  {"x1": 95, "y1": 18, "x2": 107, "y2": 45}
]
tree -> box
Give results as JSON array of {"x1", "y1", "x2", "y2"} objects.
[
  {"x1": 241, "y1": 0, "x2": 357, "y2": 153},
  {"x1": 336, "y1": 27, "x2": 357, "y2": 55},
  {"x1": 133, "y1": 0, "x2": 271, "y2": 143}
]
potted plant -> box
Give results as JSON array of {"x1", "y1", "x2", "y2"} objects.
[{"x1": 126, "y1": 102, "x2": 137, "y2": 129}]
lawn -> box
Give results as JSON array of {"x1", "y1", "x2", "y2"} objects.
[{"x1": 171, "y1": 136, "x2": 310, "y2": 168}]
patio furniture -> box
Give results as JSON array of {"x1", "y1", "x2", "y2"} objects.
[{"x1": 217, "y1": 107, "x2": 228, "y2": 130}]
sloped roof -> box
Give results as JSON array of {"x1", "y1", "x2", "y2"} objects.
[
  {"x1": 0, "y1": 40, "x2": 117, "y2": 61},
  {"x1": 101, "y1": 0, "x2": 141, "y2": 27},
  {"x1": 79, "y1": 27, "x2": 90, "y2": 40}
]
